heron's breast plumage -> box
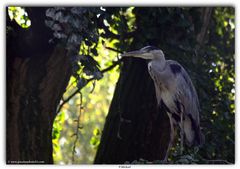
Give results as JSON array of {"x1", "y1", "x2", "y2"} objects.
[
  {"x1": 161, "y1": 90, "x2": 178, "y2": 113},
  {"x1": 148, "y1": 60, "x2": 181, "y2": 114}
]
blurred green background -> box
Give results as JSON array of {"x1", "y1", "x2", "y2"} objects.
[{"x1": 52, "y1": 38, "x2": 121, "y2": 164}]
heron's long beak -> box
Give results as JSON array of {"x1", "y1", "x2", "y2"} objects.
[{"x1": 121, "y1": 50, "x2": 146, "y2": 58}]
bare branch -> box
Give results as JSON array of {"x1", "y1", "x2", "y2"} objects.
[
  {"x1": 105, "y1": 46, "x2": 123, "y2": 53},
  {"x1": 56, "y1": 59, "x2": 122, "y2": 114}
]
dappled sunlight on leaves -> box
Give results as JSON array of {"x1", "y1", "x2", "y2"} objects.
[
  {"x1": 53, "y1": 35, "x2": 120, "y2": 164},
  {"x1": 8, "y1": 7, "x2": 31, "y2": 28}
]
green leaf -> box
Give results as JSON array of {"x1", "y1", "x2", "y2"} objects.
[{"x1": 93, "y1": 128, "x2": 100, "y2": 136}]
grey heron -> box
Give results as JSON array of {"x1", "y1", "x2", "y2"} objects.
[{"x1": 121, "y1": 46, "x2": 204, "y2": 161}]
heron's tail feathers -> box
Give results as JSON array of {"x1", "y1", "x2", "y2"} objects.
[
  {"x1": 183, "y1": 115, "x2": 205, "y2": 147},
  {"x1": 192, "y1": 126, "x2": 205, "y2": 147}
]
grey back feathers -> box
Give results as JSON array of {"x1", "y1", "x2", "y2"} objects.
[{"x1": 169, "y1": 60, "x2": 200, "y2": 123}]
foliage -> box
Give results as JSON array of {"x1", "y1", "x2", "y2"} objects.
[
  {"x1": 52, "y1": 111, "x2": 65, "y2": 160},
  {"x1": 200, "y1": 7, "x2": 235, "y2": 162},
  {"x1": 52, "y1": 35, "x2": 121, "y2": 164},
  {"x1": 45, "y1": 7, "x2": 104, "y2": 87},
  {"x1": 8, "y1": 7, "x2": 234, "y2": 164},
  {"x1": 8, "y1": 7, "x2": 31, "y2": 28}
]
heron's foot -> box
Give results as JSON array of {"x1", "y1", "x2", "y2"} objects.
[
  {"x1": 163, "y1": 157, "x2": 168, "y2": 163},
  {"x1": 161, "y1": 158, "x2": 169, "y2": 164},
  {"x1": 163, "y1": 151, "x2": 170, "y2": 163}
]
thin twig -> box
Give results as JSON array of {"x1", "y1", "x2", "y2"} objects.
[
  {"x1": 90, "y1": 80, "x2": 96, "y2": 93},
  {"x1": 105, "y1": 46, "x2": 123, "y2": 53},
  {"x1": 71, "y1": 92, "x2": 83, "y2": 163}
]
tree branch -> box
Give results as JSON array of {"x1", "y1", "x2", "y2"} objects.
[
  {"x1": 56, "y1": 59, "x2": 122, "y2": 114},
  {"x1": 196, "y1": 8, "x2": 213, "y2": 48},
  {"x1": 105, "y1": 46, "x2": 123, "y2": 53},
  {"x1": 71, "y1": 91, "x2": 83, "y2": 163}
]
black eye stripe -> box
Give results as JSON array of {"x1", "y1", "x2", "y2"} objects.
[
  {"x1": 146, "y1": 46, "x2": 159, "y2": 51},
  {"x1": 142, "y1": 46, "x2": 159, "y2": 52}
]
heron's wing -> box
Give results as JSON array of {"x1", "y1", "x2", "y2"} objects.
[
  {"x1": 167, "y1": 60, "x2": 200, "y2": 124},
  {"x1": 167, "y1": 60, "x2": 205, "y2": 146}
]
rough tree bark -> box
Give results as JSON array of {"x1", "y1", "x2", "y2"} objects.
[{"x1": 6, "y1": 8, "x2": 72, "y2": 164}]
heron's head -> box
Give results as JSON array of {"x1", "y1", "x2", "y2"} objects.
[{"x1": 121, "y1": 46, "x2": 165, "y2": 60}]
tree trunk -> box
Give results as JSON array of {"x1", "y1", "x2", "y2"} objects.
[
  {"x1": 6, "y1": 8, "x2": 72, "y2": 164},
  {"x1": 94, "y1": 58, "x2": 170, "y2": 164},
  {"x1": 94, "y1": 7, "x2": 213, "y2": 164}
]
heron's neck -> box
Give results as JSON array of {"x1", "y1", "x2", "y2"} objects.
[{"x1": 152, "y1": 56, "x2": 166, "y2": 71}]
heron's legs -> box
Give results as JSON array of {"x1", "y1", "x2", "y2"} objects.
[
  {"x1": 164, "y1": 113, "x2": 175, "y2": 162},
  {"x1": 180, "y1": 112, "x2": 184, "y2": 155}
]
